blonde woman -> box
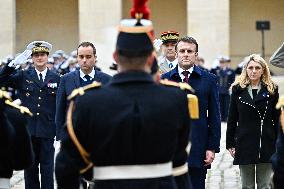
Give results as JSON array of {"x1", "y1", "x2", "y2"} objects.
[{"x1": 226, "y1": 54, "x2": 280, "y2": 189}]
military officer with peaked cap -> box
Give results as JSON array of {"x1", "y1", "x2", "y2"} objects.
[
  {"x1": 156, "y1": 31, "x2": 179, "y2": 74},
  {"x1": 55, "y1": 9, "x2": 197, "y2": 189},
  {"x1": 0, "y1": 89, "x2": 34, "y2": 189},
  {"x1": 0, "y1": 40, "x2": 60, "y2": 189}
]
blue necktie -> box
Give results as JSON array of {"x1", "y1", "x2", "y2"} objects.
[{"x1": 169, "y1": 63, "x2": 173, "y2": 68}]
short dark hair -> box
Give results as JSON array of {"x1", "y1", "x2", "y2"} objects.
[
  {"x1": 77, "y1": 41, "x2": 96, "y2": 56},
  {"x1": 175, "y1": 36, "x2": 198, "y2": 52}
]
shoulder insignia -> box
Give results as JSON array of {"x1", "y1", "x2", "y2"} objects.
[
  {"x1": 67, "y1": 81, "x2": 102, "y2": 100},
  {"x1": 0, "y1": 89, "x2": 12, "y2": 101},
  {"x1": 160, "y1": 79, "x2": 195, "y2": 93},
  {"x1": 5, "y1": 100, "x2": 33, "y2": 116},
  {"x1": 187, "y1": 94, "x2": 199, "y2": 119}
]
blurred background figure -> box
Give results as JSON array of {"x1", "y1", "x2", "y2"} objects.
[
  {"x1": 226, "y1": 54, "x2": 279, "y2": 189},
  {"x1": 211, "y1": 56, "x2": 235, "y2": 122},
  {"x1": 156, "y1": 31, "x2": 179, "y2": 74},
  {"x1": 195, "y1": 56, "x2": 208, "y2": 71},
  {"x1": 47, "y1": 57, "x2": 57, "y2": 73}
]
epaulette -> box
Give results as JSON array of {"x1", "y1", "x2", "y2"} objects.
[
  {"x1": 5, "y1": 100, "x2": 33, "y2": 116},
  {"x1": 160, "y1": 79, "x2": 195, "y2": 93},
  {"x1": 67, "y1": 81, "x2": 102, "y2": 101},
  {"x1": 187, "y1": 94, "x2": 199, "y2": 119},
  {"x1": 276, "y1": 95, "x2": 284, "y2": 110},
  {"x1": 0, "y1": 89, "x2": 12, "y2": 101}
]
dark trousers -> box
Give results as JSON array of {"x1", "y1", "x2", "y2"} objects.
[
  {"x1": 188, "y1": 167, "x2": 207, "y2": 189},
  {"x1": 219, "y1": 94, "x2": 230, "y2": 122},
  {"x1": 24, "y1": 137, "x2": 54, "y2": 189}
]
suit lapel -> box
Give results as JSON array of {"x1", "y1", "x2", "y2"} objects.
[
  {"x1": 74, "y1": 70, "x2": 81, "y2": 88},
  {"x1": 93, "y1": 70, "x2": 102, "y2": 83}
]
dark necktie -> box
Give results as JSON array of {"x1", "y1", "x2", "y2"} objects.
[
  {"x1": 84, "y1": 75, "x2": 92, "y2": 82},
  {"x1": 39, "y1": 73, "x2": 43, "y2": 83},
  {"x1": 182, "y1": 71, "x2": 190, "y2": 83},
  {"x1": 169, "y1": 62, "x2": 173, "y2": 68}
]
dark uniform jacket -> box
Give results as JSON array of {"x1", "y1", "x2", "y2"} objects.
[
  {"x1": 226, "y1": 84, "x2": 280, "y2": 165},
  {"x1": 56, "y1": 71, "x2": 191, "y2": 189},
  {"x1": 0, "y1": 99, "x2": 34, "y2": 178},
  {"x1": 210, "y1": 67, "x2": 235, "y2": 95},
  {"x1": 55, "y1": 69, "x2": 111, "y2": 140},
  {"x1": 161, "y1": 65, "x2": 221, "y2": 168},
  {"x1": 0, "y1": 65, "x2": 60, "y2": 138}
]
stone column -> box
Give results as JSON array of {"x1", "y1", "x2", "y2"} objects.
[
  {"x1": 0, "y1": 0, "x2": 16, "y2": 59},
  {"x1": 79, "y1": 0, "x2": 122, "y2": 74},
  {"x1": 187, "y1": 0, "x2": 229, "y2": 68}
]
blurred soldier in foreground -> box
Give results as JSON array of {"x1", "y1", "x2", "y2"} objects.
[
  {"x1": 270, "y1": 42, "x2": 284, "y2": 188},
  {"x1": 0, "y1": 89, "x2": 34, "y2": 189},
  {"x1": 55, "y1": 0, "x2": 197, "y2": 188}
]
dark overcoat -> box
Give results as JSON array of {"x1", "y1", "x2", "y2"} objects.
[{"x1": 226, "y1": 84, "x2": 280, "y2": 165}]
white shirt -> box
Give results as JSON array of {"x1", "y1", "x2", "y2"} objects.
[
  {"x1": 79, "y1": 68, "x2": 96, "y2": 81},
  {"x1": 166, "y1": 58, "x2": 178, "y2": 69},
  {"x1": 178, "y1": 66, "x2": 194, "y2": 81},
  {"x1": 35, "y1": 68, "x2": 48, "y2": 81}
]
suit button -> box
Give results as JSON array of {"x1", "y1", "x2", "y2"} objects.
[
  {"x1": 38, "y1": 97, "x2": 41, "y2": 100},
  {"x1": 39, "y1": 90, "x2": 42, "y2": 92},
  {"x1": 38, "y1": 104, "x2": 40, "y2": 107},
  {"x1": 36, "y1": 113, "x2": 40, "y2": 115}
]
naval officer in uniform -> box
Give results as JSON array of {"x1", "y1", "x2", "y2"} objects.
[{"x1": 0, "y1": 41, "x2": 60, "y2": 189}]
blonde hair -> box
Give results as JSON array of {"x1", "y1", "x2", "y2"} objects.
[{"x1": 231, "y1": 54, "x2": 277, "y2": 94}]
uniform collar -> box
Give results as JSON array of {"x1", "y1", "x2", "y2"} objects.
[
  {"x1": 35, "y1": 67, "x2": 48, "y2": 81},
  {"x1": 166, "y1": 58, "x2": 178, "y2": 67},
  {"x1": 80, "y1": 68, "x2": 95, "y2": 81},
  {"x1": 111, "y1": 71, "x2": 154, "y2": 85}
]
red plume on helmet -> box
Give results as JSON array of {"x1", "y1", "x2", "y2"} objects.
[{"x1": 130, "y1": 0, "x2": 150, "y2": 20}]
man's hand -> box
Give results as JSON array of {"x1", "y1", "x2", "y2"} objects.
[
  {"x1": 8, "y1": 50, "x2": 32, "y2": 67},
  {"x1": 204, "y1": 150, "x2": 215, "y2": 166},
  {"x1": 228, "y1": 148, "x2": 235, "y2": 158}
]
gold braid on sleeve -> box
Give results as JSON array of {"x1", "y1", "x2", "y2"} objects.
[{"x1": 66, "y1": 100, "x2": 94, "y2": 174}]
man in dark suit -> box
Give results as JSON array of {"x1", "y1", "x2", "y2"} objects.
[
  {"x1": 0, "y1": 90, "x2": 34, "y2": 188},
  {"x1": 161, "y1": 36, "x2": 221, "y2": 189},
  {"x1": 55, "y1": 15, "x2": 193, "y2": 189},
  {"x1": 0, "y1": 41, "x2": 60, "y2": 189},
  {"x1": 55, "y1": 41, "x2": 112, "y2": 141}
]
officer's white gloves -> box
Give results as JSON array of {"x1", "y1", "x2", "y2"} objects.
[
  {"x1": 8, "y1": 50, "x2": 32, "y2": 68},
  {"x1": 153, "y1": 39, "x2": 163, "y2": 52}
]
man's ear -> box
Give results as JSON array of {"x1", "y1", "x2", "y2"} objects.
[
  {"x1": 146, "y1": 53, "x2": 155, "y2": 67},
  {"x1": 113, "y1": 51, "x2": 119, "y2": 64}
]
